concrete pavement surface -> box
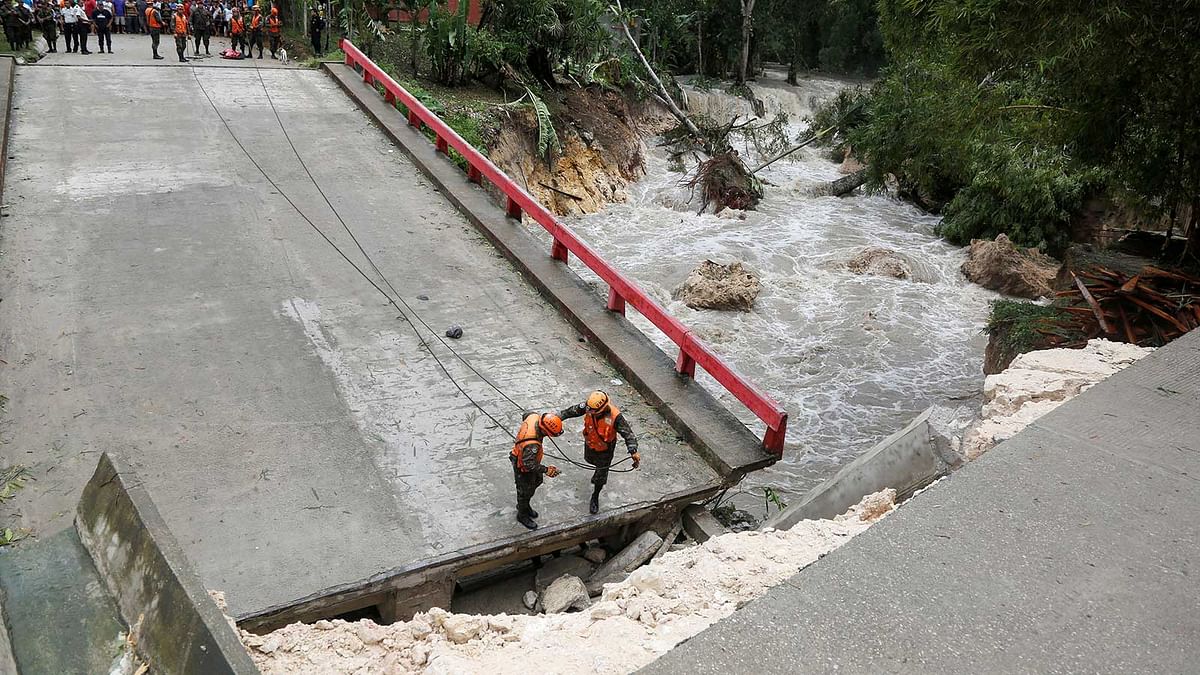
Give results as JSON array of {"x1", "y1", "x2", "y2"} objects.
[
  {"x1": 0, "y1": 62, "x2": 718, "y2": 618},
  {"x1": 644, "y1": 328, "x2": 1200, "y2": 674}
]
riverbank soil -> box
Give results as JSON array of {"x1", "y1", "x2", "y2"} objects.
[{"x1": 489, "y1": 85, "x2": 673, "y2": 216}]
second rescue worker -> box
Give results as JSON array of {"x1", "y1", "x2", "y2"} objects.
[
  {"x1": 510, "y1": 412, "x2": 563, "y2": 531},
  {"x1": 561, "y1": 391, "x2": 640, "y2": 514},
  {"x1": 171, "y1": 2, "x2": 188, "y2": 62}
]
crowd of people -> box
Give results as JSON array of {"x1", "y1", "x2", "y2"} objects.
[{"x1": 1, "y1": 0, "x2": 326, "y2": 62}]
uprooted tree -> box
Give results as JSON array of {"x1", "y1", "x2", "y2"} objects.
[{"x1": 610, "y1": 0, "x2": 763, "y2": 213}]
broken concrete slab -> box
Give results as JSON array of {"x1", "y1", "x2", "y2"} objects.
[
  {"x1": 542, "y1": 575, "x2": 590, "y2": 614},
  {"x1": 682, "y1": 505, "x2": 727, "y2": 544},
  {"x1": 74, "y1": 453, "x2": 258, "y2": 675},
  {"x1": 587, "y1": 530, "x2": 663, "y2": 594},
  {"x1": 763, "y1": 407, "x2": 954, "y2": 530},
  {"x1": 535, "y1": 555, "x2": 597, "y2": 593}
]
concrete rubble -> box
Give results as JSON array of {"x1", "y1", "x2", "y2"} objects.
[
  {"x1": 541, "y1": 575, "x2": 591, "y2": 614},
  {"x1": 239, "y1": 491, "x2": 896, "y2": 674},
  {"x1": 963, "y1": 338, "x2": 1153, "y2": 459}
]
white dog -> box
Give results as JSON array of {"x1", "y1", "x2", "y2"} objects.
[{"x1": 279, "y1": 48, "x2": 289, "y2": 65}]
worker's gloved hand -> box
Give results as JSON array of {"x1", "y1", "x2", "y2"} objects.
[
  {"x1": 630, "y1": 452, "x2": 641, "y2": 469},
  {"x1": 545, "y1": 465, "x2": 560, "y2": 478}
]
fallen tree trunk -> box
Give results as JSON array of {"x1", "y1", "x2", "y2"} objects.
[
  {"x1": 611, "y1": 0, "x2": 705, "y2": 147},
  {"x1": 811, "y1": 169, "x2": 867, "y2": 197}
]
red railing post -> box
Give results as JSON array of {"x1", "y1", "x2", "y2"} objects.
[
  {"x1": 505, "y1": 197, "x2": 522, "y2": 220},
  {"x1": 607, "y1": 287, "x2": 626, "y2": 315},
  {"x1": 384, "y1": 90, "x2": 396, "y2": 105},
  {"x1": 436, "y1": 136, "x2": 449, "y2": 154},
  {"x1": 467, "y1": 165, "x2": 482, "y2": 184},
  {"x1": 551, "y1": 239, "x2": 569, "y2": 263},
  {"x1": 407, "y1": 110, "x2": 422, "y2": 129},
  {"x1": 676, "y1": 349, "x2": 697, "y2": 378},
  {"x1": 762, "y1": 415, "x2": 788, "y2": 456}
]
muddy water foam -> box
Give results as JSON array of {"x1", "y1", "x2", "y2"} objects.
[{"x1": 566, "y1": 72, "x2": 997, "y2": 508}]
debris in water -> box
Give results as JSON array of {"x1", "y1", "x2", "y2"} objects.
[{"x1": 445, "y1": 325, "x2": 463, "y2": 339}]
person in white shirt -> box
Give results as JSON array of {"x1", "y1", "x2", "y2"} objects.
[{"x1": 61, "y1": 0, "x2": 89, "y2": 53}]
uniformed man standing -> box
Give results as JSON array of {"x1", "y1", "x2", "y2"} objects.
[
  {"x1": 171, "y1": 1, "x2": 187, "y2": 62},
  {"x1": 187, "y1": 0, "x2": 207, "y2": 54},
  {"x1": 510, "y1": 412, "x2": 563, "y2": 531},
  {"x1": 560, "y1": 391, "x2": 639, "y2": 514},
  {"x1": 144, "y1": 0, "x2": 163, "y2": 59}
]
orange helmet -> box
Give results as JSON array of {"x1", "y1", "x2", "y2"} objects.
[
  {"x1": 586, "y1": 391, "x2": 609, "y2": 412},
  {"x1": 539, "y1": 413, "x2": 563, "y2": 437}
]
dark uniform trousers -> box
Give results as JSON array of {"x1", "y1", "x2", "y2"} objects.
[{"x1": 511, "y1": 456, "x2": 543, "y2": 518}]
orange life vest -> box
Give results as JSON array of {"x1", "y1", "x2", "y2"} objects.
[
  {"x1": 173, "y1": 12, "x2": 187, "y2": 34},
  {"x1": 230, "y1": 16, "x2": 242, "y2": 34},
  {"x1": 583, "y1": 404, "x2": 620, "y2": 453},
  {"x1": 145, "y1": 6, "x2": 161, "y2": 29},
  {"x1": 511, "y1": 413, "x2": 544, "y2": 471},
  {"x1": 249, "y1": 12, "x2": 262, "y2": 30},
  {"x1": 267, "y1": 14, "x2": 280, "y2": 34}
]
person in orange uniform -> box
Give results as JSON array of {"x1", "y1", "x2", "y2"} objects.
[
  {"x1": 228, "y1": 5, "x2": 242, "y2": 55},
  {"x1": 144, "y1": 0, "x2": 163, "y2": 59},
  {"x1": 246, "y1": 3, "x2": 262, "y2": 58},
  {"x1": 511, "y1": 412, "x2": 563, "y2": 531},
  {"x1": 265, "y1": 4, "x2": 280, "y2": 58},
  {"x1": 171, "y1": 2, "x2": 187, "y2": 62},
  {"x1": 560, "y1": 391, "x2": 639, "y2": 514}
]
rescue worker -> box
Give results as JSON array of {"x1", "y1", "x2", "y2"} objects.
[
  {"x1": 510, "y1": 412, "x2": 563, "y2": 531},
  {"x1": 246, "y1": 3, "x2": 262, "y2": 58},
  {"x1": 144, "y1": 0, "x2": 162, "y2": 58},
  {"x1": 265, "y1": 4, "x2": 279, "y2": 57},
  {"x1": 186, "y1": 0, "x2": 206, "y2": 54},
  {"x1": 560, "y1": 391, "x2": 639, "y2": 514},
  {"x1": 170, "y1": 0, "x2": 186, "y2": 61},
  {"x1": 227, "y1": 4, "x2": 241, "y2": 55}
]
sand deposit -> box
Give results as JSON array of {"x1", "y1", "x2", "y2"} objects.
[
  {"x1": 240, "y1": 491, "x2": 896, "y2": 674},
  {"x1": 963, "y1": 338, "x2": 1152, "y2": 459}
]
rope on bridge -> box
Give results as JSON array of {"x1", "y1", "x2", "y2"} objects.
[{"x1": 189, "y1": 64, "x2": 631, "y2": 474}]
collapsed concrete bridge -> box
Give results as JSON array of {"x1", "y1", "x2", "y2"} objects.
[{"x1": 0, "y1": 37, "x2": 786, "y2": 670}]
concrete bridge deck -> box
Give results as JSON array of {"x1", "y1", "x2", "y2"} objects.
[{"x1": 0, "y1": 52, "x2": 764, "y2": 629}]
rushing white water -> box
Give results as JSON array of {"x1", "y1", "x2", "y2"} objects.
[{"x1": 566, "y1": 71, "x2": 998, "y2": 511}]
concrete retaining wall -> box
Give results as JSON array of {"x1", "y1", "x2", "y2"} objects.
[
  {"x1": 75, "y1": 453, "x2": 259, "y2": 674},
  {"x1": 764, "y1": 408, "x2": 956, "y2": 530}
]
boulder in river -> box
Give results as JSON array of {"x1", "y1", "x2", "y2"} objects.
[
  {"x1": 673, "y1": 260, "x2": 761, "y2": 312},
  {"x1": 961, "y1": 234, "x2": 1059, "y2": 298},
  {"x1": 846, "y1": 247, "x2": 913, "y2": 280}
]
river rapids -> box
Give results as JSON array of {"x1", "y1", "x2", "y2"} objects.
[{"x1": 567, "y1": 70, "x2": 998, "y2": 515}]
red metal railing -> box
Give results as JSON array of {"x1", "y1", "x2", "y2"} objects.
[{"x1": 340, "y1": 39, "x2": 788, "y2": 455}]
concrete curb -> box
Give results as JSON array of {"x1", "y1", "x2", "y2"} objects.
[
  {"x1": 763, "y1": 407, "x2": 954, "y2": 529},
  {"x1": 324, "y1": 62, "x2": 773, "y2": 479},
  {"x1": 0, "y1": 56, "x2": 15, "y2": 207},
  {"x1": 75, "y1": 453, "x2": 259, "y2": 675}
]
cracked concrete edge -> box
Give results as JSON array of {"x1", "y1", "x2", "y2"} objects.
[
  {"x1": 323, "y1": 62, "x2": 775, "y2": 480},
  {"x1": 0, "y1": 56, "x2": 14, "y2": 207},
  {"x1": 74, "y1": 453, "x2": 259, "y2": 675}
]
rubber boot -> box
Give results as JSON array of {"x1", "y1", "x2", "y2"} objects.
[
  {"x1": 528, "y1": 507, "x2": 538, "y2": 519},
  {"x1": 589, "y1": 487, "x2": 601, "y2": 515},
  {"x1": 517, "y1": 513, "x2": 538, "y2": 530}
]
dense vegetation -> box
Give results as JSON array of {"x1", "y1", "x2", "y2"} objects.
[{"x1": 334, "y1": 1, "x2": 1199, "y2": 260}]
